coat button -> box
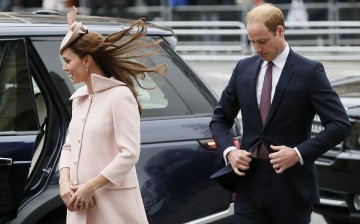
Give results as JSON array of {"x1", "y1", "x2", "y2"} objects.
[
  {"x1": 73, "y1": 181, "x2": 78, "y2": 185},
  {"x1": 81, "y1": 117, "x2": 85, "y2": 122},
  {"x1": 77, "y1": 138, "x2": 81, "y2": 143},
  {"x1": 74, "y1": 160, "x2": 78, "y2": 165}
]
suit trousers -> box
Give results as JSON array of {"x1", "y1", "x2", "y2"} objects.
[{"x1": 234, "y1": 159, "x2": 312, "y2": 224}]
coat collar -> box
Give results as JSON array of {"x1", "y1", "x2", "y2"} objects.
[{"x1": 70, "y1": 74, "x2": 126, "y2": 100}]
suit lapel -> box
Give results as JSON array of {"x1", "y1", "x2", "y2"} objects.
[
  {"x1": 265, "y1": 51, "x2": 296, "y2": 126},
  {"x1": 250, "y1": 58, "x2": 263, "y2": 127}
]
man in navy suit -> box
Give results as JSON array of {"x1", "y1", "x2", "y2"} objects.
[{"x1": 210, "y1": 3, "x2": 351, "y2": 224}]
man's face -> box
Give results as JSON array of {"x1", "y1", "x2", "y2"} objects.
[{"x1": 247, "y1": 22, "x2": 284, "y2": 61}]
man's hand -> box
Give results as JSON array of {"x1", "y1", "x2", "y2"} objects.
[
  {"x1": 269, "y1": 145, "x2": 300, "y2": 174},
  {"x1": 226, "y1": 149, "x2": 252, "y2": 176}
]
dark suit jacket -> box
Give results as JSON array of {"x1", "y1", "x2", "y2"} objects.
[{"x1": 210, "y1": 49, "x2": 351, "y2": 204}]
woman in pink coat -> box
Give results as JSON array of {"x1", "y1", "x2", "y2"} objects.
[{"x1": 58, "y1": 8, "x2": 166, "y2": 224}]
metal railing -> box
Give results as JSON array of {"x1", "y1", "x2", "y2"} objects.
[
  {"x1": 13, "y1": 1, "x2": 360, "y2": 22},
  {"x1": 124, "y1": 2, "x2": 360, "y2": 22},
  {"x1": 152, "y1": 20, "x2": 248, "y2": 54},
  {"x1": 152, "y1": 20, "x2": 360, "y2": 62}
]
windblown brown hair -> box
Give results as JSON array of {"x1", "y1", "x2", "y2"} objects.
[{"x1": 67, "y1": 19, "x2": 167, "y2": 114}]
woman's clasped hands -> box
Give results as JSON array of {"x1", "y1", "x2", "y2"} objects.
[{"x1": 59, "y1": 179, "x2": 96, "y2": 211}]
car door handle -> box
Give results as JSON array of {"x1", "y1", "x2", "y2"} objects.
[{"x1": 0, "y1": 158, "x2": 12, "y2": 166}]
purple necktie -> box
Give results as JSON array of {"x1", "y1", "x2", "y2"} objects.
[{"x1": 258, "y1": 61, "x2": 273, "y2": 159}]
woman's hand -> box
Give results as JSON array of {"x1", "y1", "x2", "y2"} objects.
[
  {"x1": 68, "y1": 183, "x2": 96, "y2": 210},
  {"x1": 59, "y1": 178, "x2": 78, "y2": 212},
  {"x1": 67, "y1": 174, "x2": 109, "y2": 210}
]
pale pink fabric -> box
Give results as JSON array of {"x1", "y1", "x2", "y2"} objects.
[{"x1": 59, "y1": 74, "x2": 148, "y2": 224}]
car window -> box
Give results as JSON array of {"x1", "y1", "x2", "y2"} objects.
[
  {"x1": 135, "y1": 39, "x2": 215, "y2": 117},
  {"x1": 136, "y1": 75, "x2": 168, "y2": 109},
  {"x1": 31, "y1": 37, "x2": 75, "y2": 113},
  {"x1": 148, "y1": 40, "x2": 216, "y2": 115},
  {"x1": 32, "y1": 35, "x2": 215, "y2": 119},
  {"x1": 0, "y1": 40, "x2": 37, "y2": 132}
]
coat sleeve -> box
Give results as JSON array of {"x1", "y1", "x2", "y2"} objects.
[
  {"x1": 210, "y1": 61, "x2": 241, "y2": 156},
  {"x1": 59, "y1": 132, "x2": 72, "y2": 170},
  {"x1": 59, "y1": 98, "x2": 75, "y2": 171},
  {"x1": 100, "y1": 87, "x2": 141, "y2": 186},
  {"x1": 296, "y1": 62, "x2": 351, "y2": 162}
]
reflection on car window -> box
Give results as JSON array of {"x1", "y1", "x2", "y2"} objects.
[{"x1": 0, "y1": 40, "x2": 37, "y2": 132}]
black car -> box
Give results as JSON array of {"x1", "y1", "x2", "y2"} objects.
[
  {"x1": 313, "y1": 76, "x2": 360, "y2": 224},
  {"x1": 0, "y1": 11, "x2": 241, "y2": 224}
]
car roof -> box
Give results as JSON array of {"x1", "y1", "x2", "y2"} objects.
[{"x1": 0, "y1": 11, "x2": 177, "y2": 48}]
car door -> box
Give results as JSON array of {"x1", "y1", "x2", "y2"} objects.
[
  {"x1": 0, "y1": 39, "x2": 39, "y2": 222},
  {"x1": 134, "y1": 40, "x2": 236, "y2": 223}
]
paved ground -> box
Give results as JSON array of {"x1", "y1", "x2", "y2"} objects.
[{"x1": 186, "y1": 60, "x2": 352, "y2": 224}]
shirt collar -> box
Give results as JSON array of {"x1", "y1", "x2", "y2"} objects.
[{"x1": 262, "y1": 42, "x2": 290, "y2": 69}]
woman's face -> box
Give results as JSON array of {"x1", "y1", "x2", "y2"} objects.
[{"x1": 61, "y1": 48, "x2": 89, "y2": 84}]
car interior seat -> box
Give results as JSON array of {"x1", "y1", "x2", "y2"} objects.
[{"x1": 28, "y1": 91, "x2": 48, "y2": 177}]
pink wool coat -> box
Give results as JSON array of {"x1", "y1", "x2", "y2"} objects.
[{"x1": 59, "y1": 74, "x2": 148, "y2": 224}]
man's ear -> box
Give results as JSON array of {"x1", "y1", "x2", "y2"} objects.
[{"x1": 277, "y1": 25, "x2": 285, "y2": 36}]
